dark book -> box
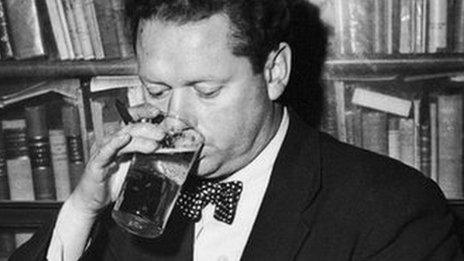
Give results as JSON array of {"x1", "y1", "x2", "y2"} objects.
[
  {"x1": 62, "y1": 104, "x2": 85, "y2": 190},
  {"x1": 361, "y1": 109, "x2": 388, "y2": 156},
  {"x1": 419, "y1": 103, "x2": 431, "y2": 178},
  {"x1": 388, "y1": 116, "x2": 401, "y2": 160},
  {"x1": 320, "y1": 81, "x2": 338, "y2": 139},
  {"x1": 0, "y1": 0, "x2": 13, "y2": 59},
  {"x1": 0, "y1": 127, "x2": 9, "y2": 199},
  {"x1": 0, "y1": 231, "x2": 15, "y2": 261},
  {"x1": 94, "y1": 0, "x2": 120, "y2": 59},
  {"x1": 454, "y1": 0, "x2": 464, "y2": 53},
  {"x1": 25, "y1": 105, "x2": 56, "y2": 200}
]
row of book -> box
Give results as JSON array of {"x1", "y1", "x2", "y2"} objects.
[
  {"x1": 309, "y1": 0, "x2": 464, "y2": 56},
  {"x1": 0, "y1": 103, "x2": 85, "y2": 202},
  {"x1": 321, "y1": 80, "x2": 464, "y2": 199},
  {"x1": 0, "y1": 0, "x2": 133, "y2": 61}
]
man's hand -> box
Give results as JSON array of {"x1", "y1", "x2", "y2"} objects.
[{"x1": 66, "y1": 104, "x2": 165, "y2": 218}]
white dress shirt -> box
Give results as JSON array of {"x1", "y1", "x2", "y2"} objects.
[{"x1": 47, "y1": 108, "x2": 289, "y2": 261}]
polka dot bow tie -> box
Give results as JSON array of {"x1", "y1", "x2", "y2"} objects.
[{"x1": 176, "y1": 180, "x2": 243, "y2": 224}]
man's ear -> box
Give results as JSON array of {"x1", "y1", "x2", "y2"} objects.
[{"x1": 264, "y1": 42, "x2": 292, "y2": 101}]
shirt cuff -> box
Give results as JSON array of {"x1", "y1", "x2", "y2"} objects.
[{"x1": 46, "y1": 199, "x2": 97, "y2": 261}]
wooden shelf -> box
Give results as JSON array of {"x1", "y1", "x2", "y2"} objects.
[
  {"x1": 0, "y1": 58, "x2": 137, "y2": 79},
  {"x1": 0, "y1": 201, "x2": 62, "y2": 229},
  {"x1": 1, "y1": 55, "x2": 464, "y2": 81},
  {"x1": 325, "y1": 55, "x2": 464, "y2": 80}
]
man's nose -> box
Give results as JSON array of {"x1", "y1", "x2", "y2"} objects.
[{"x1": 166, "y1": 88, "x2": 197, "y2": 126}]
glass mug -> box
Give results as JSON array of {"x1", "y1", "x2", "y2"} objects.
[{"x1": 112, "y1": 114, "x2": 204, "y2": 238}]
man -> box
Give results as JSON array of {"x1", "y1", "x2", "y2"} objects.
[{"x1": 11, "y1": 0, "x2": 463, "y2": 260}]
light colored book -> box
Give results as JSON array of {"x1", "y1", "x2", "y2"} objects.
[
  {"x1": 427, "y1": 0, "x2": 448, "y2": 53},
  {"x1": 45, "y1": 0, "x2": 71, "y2": 60},
  {"x1": 49, "y1": 129, "x2": 71, "y2": 201},
  {"x1": 351, "y1": 88, "x2": 412, "y2": 117},
  {"x1": 71, "y1": 0, "x2": 95, "y2": 59},
  {"x1": 83, "y1": 0, "x2": 104, "y2": 59}
]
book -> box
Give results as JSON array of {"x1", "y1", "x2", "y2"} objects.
[
  {"x1": 454, "y1": 0, "x2": 464, "y2": 53},
  {"x1": 25, "y1": 105, "x2": 56, "y2": 200},
  {"x1": 429, "y1": 96, "x2": 438, "y2": 182},
  {"x1": 62, "y1": 104, "x2": 85, "y2": 190},
  {"x1": 0, "y1": 0, "x2": 13, "y2": 60},
  {"x1": 0, "y1": 231, "x2": 15, "y2": 260},
  {"x1": 398, "y1": 117, "x2": 415, "y2": 168},
  {"x1": 351, "y1": 88, "x2": 412, "y2": 117},
  {"x1": 332, "y1": 0, "x2": 351, "y2": 55},
  {"x1": 361, "y1": 109, "x2": 388, "y2": 156},
  {"x1": 412, "y1": 99, "x2": 421, "y2": 170},
  {"x1": 347, "y1": 0, "x2": 373, "y2": 55},
  {"x1": 49, "y1": 129, "x2": 71, "y2": 200},
  {"x1": 71, "y1": 0, "x2": 95, "y2": 60},
  {"x1": 399, "y1": 0, "x2": 413, "y2": 53},
  {"x1": 419, "y1": 99, "x2": 431, "y2": 178},
  {"x1": 413, "y1": 0, "x2": 427, "y2": 53},
  {"x1": 2, "y1": 119, "x2": 34, "y2": 200},
  {"x1": 386, "y1": 0, "x2": 401, "y2": 54},
  {"x1": 93, "y1": 0, "x2": 120, "y2": 59},
  {"x1": 62, "y1": 0, "x2": 84, "y2": 59},
  {"x1": 334, "y1": 81, "x2": 346, "y2": 142},
  {"x1": 45, "y1": 0, "x2": 71, "y2": 60},
  {"x1": 4, "y1": 0, "x2": 46, "y2": 59},
  {"x1": 373, "y1": 0, "x2": 387, "y2": 53},
  {"x1": 427, "y1": 0, "x2": 448, "y2": 53},
  {"x1": 110, "y1": 0, "x2": 133, "y2": 58},
  {"x1": 0, "y1": 126, "x2": 9, "y2": 199},
  {"x1": 437, "y1": 92, "x2": 463, "y2": 199},
  {"x1": 55, "y1": 0, "x2": 75, "y2": 59},
  {"x1": 388, "y1": 116, "x2": 401, "y2": 160},
  {"x1": 320, "y1": 81, "x2": 338, "y2": 138},
  {"x1": 83, "y1": 0, "x2": 104, "y2": 59}
]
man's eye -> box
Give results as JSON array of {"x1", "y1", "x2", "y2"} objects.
[
  {"x1": 149, "y1": 89, "x2": 170, "y2": 99},
  {"x1": 195, "y1": 86, "x2": 222, "y2": 98}
]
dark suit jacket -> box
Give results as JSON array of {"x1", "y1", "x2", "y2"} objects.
[{"x1": 11, "y1": 111, "x2": 464, "y2": 260}]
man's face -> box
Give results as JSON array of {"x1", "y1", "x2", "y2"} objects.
[{"x1": 137, "y1": 14, "x2": 277, "y2": 178}]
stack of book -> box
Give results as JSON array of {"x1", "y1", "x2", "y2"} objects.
[
  {"x1": 308, "y1": 0, "x2": 464, "y2": 56},
  {"x1": 321, "y1": 80, "x2": 464, "y2": 200},
  {"x1": 0, "y1": 0, "x2": 133, "y2": 61}
]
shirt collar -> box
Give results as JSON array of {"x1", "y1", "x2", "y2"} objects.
[{"x1": 224, "y1": 107, "x2": 289, "y2": 185}]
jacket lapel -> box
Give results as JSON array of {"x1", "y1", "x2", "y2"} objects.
[{"x1": 241, "y1": 110, "x2": 322, "y2": 260}]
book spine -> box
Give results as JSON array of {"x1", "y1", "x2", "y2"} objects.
[
  {"x1": 0, "y1": 0, "x2": 13, "y2": 59},
  {"x1": 83, "y1": 0, "x2": 104, "y2": 59},
  {"x1": 454, "y1": 0, "x2": 464, "y2": 52},
  {"x1": 44, "y1": 0, "x2": 70, "y2": 60},
  {"x1": 334, "y1": 81, "x2": 346, "y2": 142},
  {"x1": 62, "y1": 104, "x2": 85, "y2": 190},
  {"x1": 386, "y1": 0, "x2": 401, "y2": 54},
  {"x1": 333, "y1": 0, "x2": 351, "y2": 55},
  {"x1": 399, "y1": 117, "x2": 415, "y2": 168},
  {"x1": 399, "y1": 0, "x2": 413, "y2": 53},
  {"x1": 62, "y1": 0, "x2": 84, "y2": 59},
  {"x1": 344, "y1": 84, "x2": 356, "y2": 145},
  {"x1": 49, "y1": 129, "x2": 70, "y2": 201},
  {"x1": 427, "y1": 0, "x2": 448, "y2": 53},
  {"x1": 0, "y1": 127, "x2": 9, "y2": 199},
  {"x1": 388, "y1": 116, "x2": 401, "y2": 160},
  {"x1": 419, "y1": 113, "x2": 431, "y2": 178},
  {"x1": 93, "y1": 0, "x2": 120, "y2": 58},
  {"x1": 55, "y1": 0, "x2": 75, "y2": 59},
  {"x1": 414, "y1": 0, "x2": 426, "y2": 53},
  {"x1": 413, "y1": 99, "x2": 421, "y2": 170},
  {"x1": 321, "y1": 81, "x2": 338, "y2": 138},
  {"x1": 25, "y1": 105, "x2": 56, "y2": 200},
  {"x1": 2, "y1": 119, "x2": 34, "y2": 201},
  {"x1": 110, "y1": 0, "x2": 133, "y2": 58},
  {"x1": 347, "y1": 0, "x2": 373, "y2": 55},
  {"x1": 429, "y1": 97, "x2": 438, "y2": 182},
  {"x1": 71, "y1": 0, "x2": 95, "y2": 60},
  {"x1": 361, "y1": 109, "x2": 388, "y2": 156},
  {"x1": 437, "y1": 93, "x2": 463, "y2": 199},
  {"x1": 374, "y1": 0, "x2": 387, "y2": 53},
  {"x1": 4, "y1": 0, "x2": 46, "y2": 59},
  {"x1": 0, "y1": 231, "x2": 15, "y2": 259}
]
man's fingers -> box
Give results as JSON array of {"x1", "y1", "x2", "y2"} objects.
[
  {"x1": 128, "y1": 103, "x2": 163, "y2": 121},
  {"x1": 125, "y1": 122, "x2": 165, "y2": 140},
  {"x1": 91, "y1": 132, "x2": 131, "y2": 168},
  {"x1": 116, "y1": 137, "x2": 160, "y2": 156}
]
